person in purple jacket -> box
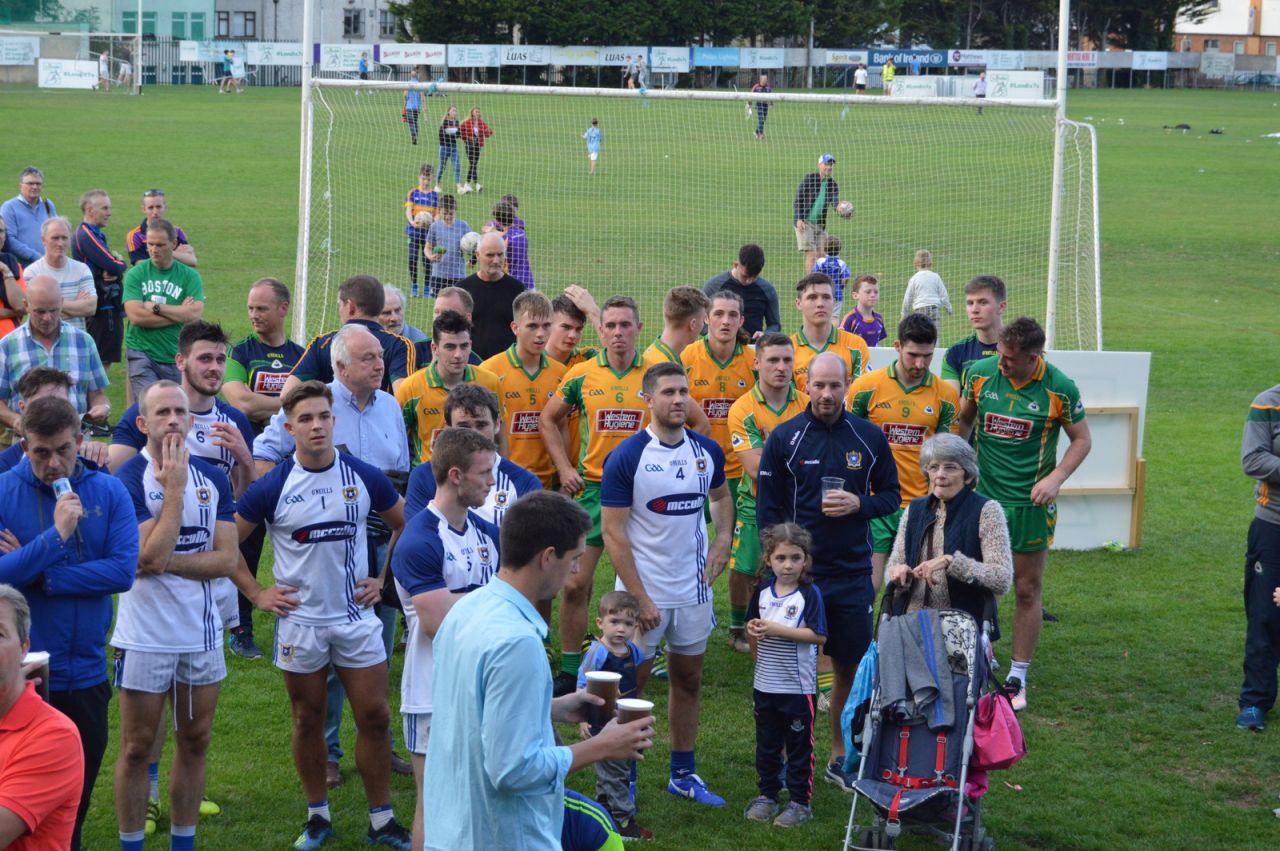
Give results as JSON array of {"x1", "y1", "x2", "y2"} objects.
[{"x1": 491, "y1": 200, "x2": 533, "y2": 289}]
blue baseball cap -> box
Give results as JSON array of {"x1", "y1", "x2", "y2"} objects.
[{"x1": 819, "y1": 154, "x2": 835, "y2": 164}]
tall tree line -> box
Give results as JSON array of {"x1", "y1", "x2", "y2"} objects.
[{"x1": 387, "y1": 0, "x2": 1217, "y2": 52}]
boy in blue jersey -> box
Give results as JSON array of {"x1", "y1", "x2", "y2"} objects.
[
  {"x1": 403, "y1": 166, "x2": 438, "y2": 297},
  {"x1": 231, "y1": 381, "x2": 412, "y2": 850},
  {"x1": 583, "y1": 118, "x2": 602, "y2": 175},
  {"x1": 576, "y1": 591, "x2": 651, "y2": 840},
  {"x1": 812, "y1": 235, "x2": 851, "y2": 318},
  {"x1": 601, "y1": 362, "x2": 734, "y2": 808}
]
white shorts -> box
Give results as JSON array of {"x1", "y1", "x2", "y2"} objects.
[
  {"x1": 273, "y1": 616, "x2": 386, "y2": 674},
  {"x1": 113, "y1": 647, "x2": 227, "y2": 692},
  {"x1": 402, "y1": 712, "x2": 432, "y2": 756},
  {"x1": 638, "y1": 601, "x2": 716, "y2": 657},
  {"x1": 588, "y1": 152, "x2": 599, "y2": 161},
  {"x1": 216, "y1": 578, "x2": 239, "y2": 632}
]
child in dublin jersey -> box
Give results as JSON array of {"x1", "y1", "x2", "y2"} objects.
[
  {"x1": 584, "y1": 118, "x2": 602, "y2": 174},
  {"x1": 743, "y1": 523, "x2": 827, "y2": 829},
  {"x1": 576, "y1": 592, "x2": 652, "y2": 841}
]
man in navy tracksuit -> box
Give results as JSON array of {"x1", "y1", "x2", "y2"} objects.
[
  {"x1": 757, "y1": 352, "x2": 899, "y2": 790},
  {"x1": 0, "y1": 395, "x2": 138, "y2": 850}
]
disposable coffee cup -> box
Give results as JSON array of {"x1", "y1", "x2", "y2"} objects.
[
  {"x1": 585, "y1": 670, "x2": 621, "y2": 726},
  {"x1": 821, "y1": 476, "x2": 845, "y2": 495},
  {"x1": 615, "y1": 698, "x2": 654, "y2": 725},
  {"x1": 23, "y1": 650, "x2": 50, "y2": 701}
]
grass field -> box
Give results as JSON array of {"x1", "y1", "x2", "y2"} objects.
[{"x1": 2, "y1": 84, "x2": 1279, "y2": 850}]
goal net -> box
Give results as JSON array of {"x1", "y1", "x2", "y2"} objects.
[
  {"x1": 0, "y1": 29, "x2": 140, "y2": 95},
  {"x1": 297, "y1": 81, "x2": 1100, "y2": 351}
]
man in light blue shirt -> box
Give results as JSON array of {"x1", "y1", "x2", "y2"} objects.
[
  {"x1": 1, "y1": 167, "x2": 56, "y2": 264},
  {"x1": 423, "y1": 491, "x2": 655, "y2": 850},
  {"x1": 253, "y1": 324, "x2": 409, "y2": 473}
]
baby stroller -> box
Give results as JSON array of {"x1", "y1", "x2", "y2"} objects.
[{"x1": 842, "y1": 586, "x2": 998, "y2": 851}]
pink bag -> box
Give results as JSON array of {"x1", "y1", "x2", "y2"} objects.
[{"x1": 971, "y1": 689, "x2": 1027, "y2": 771}]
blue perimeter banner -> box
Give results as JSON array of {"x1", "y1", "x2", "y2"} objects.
[
  {"x1": 692, "y1": 47, "x2": 739, "y2": 67},
  {"x1": 868, "y1": 49, "x2": 948, "y2": 68}
]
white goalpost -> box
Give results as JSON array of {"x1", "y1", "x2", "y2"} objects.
[{"x1": 293, "y1": 12, "x2": 1100, "y2": 353}]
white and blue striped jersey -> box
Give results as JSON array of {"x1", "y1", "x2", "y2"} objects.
[
  {"x1": 114, "y1": 399, "x2": 255, "y2": 482},
  {"x1": 402, "y1": 456, "x2": 541, "y2": 527},
  {"x1": 600, "y1": 427, "x2": 726, "y2": 608},
  {"x1": 748, "y1": 579, "x2": 827, "y2": 694},
  {"x1": 392, "y1": 503, "x2": 500, "y2": 713},
  {"x1": 113, "y1": 451, "x2": 235, "y2": 653},
  {"x1": 236, "y1": 452, "x2": 400, "y2": 627}
]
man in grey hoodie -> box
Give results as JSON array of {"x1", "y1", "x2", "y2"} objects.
[{"x1": 1238, "y1": 383, "x2": 1280, "y2": 731}]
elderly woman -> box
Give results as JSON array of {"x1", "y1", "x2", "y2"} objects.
[{"x1": 885, "y1": 433, "x2": 1013, "y2": 625}]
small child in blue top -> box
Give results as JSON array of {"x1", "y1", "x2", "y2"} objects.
[
  {"x1": 812, "y1": 235, "x2": 852, "y2": 318},
  {"x1": 841, "y1": 273, "x2": 888, "y2": 348},
  {"x1": 577, "y1": 590, "x2": 652, "y2": 841},
  {"x1": 583, "y1": 118, "x2": 602, "y2": 175},
  {"x1": 744, "y1": 523, "x2": 827, "y2": 829}
]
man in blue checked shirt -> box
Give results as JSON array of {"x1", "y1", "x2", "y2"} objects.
[{"x1": 0, "y1": 276, "x2": 110, "y2": 430}]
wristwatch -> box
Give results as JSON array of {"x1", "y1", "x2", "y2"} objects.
[{"x1": 152, "y1": 302, "x2": 162, "y2": 315}]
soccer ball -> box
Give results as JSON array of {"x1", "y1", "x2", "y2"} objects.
[
  {"x1": 836, "y1": 200, "x2": 854, "y2": 218},
  {"x1": 413, "y1": 210, "x2": 433, "y2": 228},
  {"x1": 459, "y1": 231, "x2": 481, "y2": 255}
]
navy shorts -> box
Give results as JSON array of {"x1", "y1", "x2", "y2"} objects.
[{"x1": 813, "y1": 572, "x2": 874, "y2": 666}]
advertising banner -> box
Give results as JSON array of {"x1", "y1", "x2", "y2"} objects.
[
  {"x1": 501, "y1": 45, "x2": 550, "y2": 65},
  {"x1": 825, "y1": 49, "x2": 868, "y2": 66},
  {"x1": 692, "y1": 47, "x2": 739, "y2": 67},
  {"x1": 948, "y1": 49, "x2": 988, "y2": 67},
  {"x1": 38, "y1": 58, "x2": 97, "y2": 89},
  {"x1": 650, "y1": 47, "x2": 689, "y2": 72},
  {"x1": 318, "y1": 44, "x2": 372, "y2": 71},
  {"x1": 0, "y1": 37, "x2": 39, "y2": 66},
  {"x1": 987, "y1": 70, "x2": 1044, "y2": 100},
  {"x1": 1132, "y1": 51, "x2": 1168, "y2": 71},
  {"x1": 986, "y1": 50, "x2": 1026, "y2": 70},
  {"x1": 1200, "y1": 52, "x2": 1235, "y2": 79},
  {"x1": 551, "y1": 46, "x2": 599, "y2": 65},
  {"x1": 247, "y1": 42, "x2": 304, "y2": 66},
  {"x1": 889, "y1": 76, "x2": 939, "y2": 97},
  {"x1": 869, "y1": 48, "x2": 947, "y2": 68},
  {"x1": 740, "y1": 47, "x2": 784, "y2": 69},
  {"x1": 599, "y1": 46, "x2": 646, "y2": 66},
  {"x1": 1066, "y1": 50, "x2": 1098, "y2": 68},
  {"x1": 447, "y1": 44, "x2": 502, "y2": 68},
  {"x1": 378, "y1": 43, "x2": 445, "y2": 65}
]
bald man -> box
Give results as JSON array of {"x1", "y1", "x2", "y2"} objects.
[
  {"x1": 756, "y1": 352, "x2": 900, "y2": 790},
  {"x1": 0, "y1": 275, "x2": 110, "y2": 431},
  {"x1": 457, "y1": 232, "x2": 525, "y2": 358}
]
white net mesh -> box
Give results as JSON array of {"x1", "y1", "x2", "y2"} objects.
[{"x1": 299, "y1": 82, "x2": 1099, "y2": 349}]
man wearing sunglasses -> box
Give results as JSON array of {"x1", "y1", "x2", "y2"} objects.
[{"x1": 125, "y1": 190, "x2": 197, "y2": 268}]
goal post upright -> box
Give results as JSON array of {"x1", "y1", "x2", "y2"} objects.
[
  {"x1": 134, "y1": 0, "x2": 142, "y2": 96},
  {"x1": 1046, "y1": 0, "x2": 1072, "y2": 349},
  {"x1": 294, "y1": 0, "x2": 317, "y2": 342}
]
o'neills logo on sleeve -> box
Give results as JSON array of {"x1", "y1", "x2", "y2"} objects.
[
  {"x1": 510, "y1": 411, "x2": 542, "y2": 434},
  {"x1": 984, "y1": 412, "x2": 1033, "y2": 440},
  {"x1": 292, "y1": 521, "x2": 359, "y2": 543},
  {"x1": 883, "y1": 422, "x2": 928, "y2": 446},
  {"x1": 595, "y1": 409, "x2": 643, "y2": 433}
]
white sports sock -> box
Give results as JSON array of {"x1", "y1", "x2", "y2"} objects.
[
  {"x1": 307, "y1": 801, "x2": 331, "y2": 822},
  {"x1": 1008, "y1": 660, "x2": 1030, "y2": 686},
  {"x1": 369, "y1": 805, "x2": 394, "y2": 831}
]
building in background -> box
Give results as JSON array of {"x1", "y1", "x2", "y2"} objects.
[{"x1": 1176, "y1": 0, "x2": 1280, "y2": 57}]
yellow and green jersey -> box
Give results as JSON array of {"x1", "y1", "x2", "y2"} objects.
[
  {"x1": 681, "y1": 339, "x2": 756, "y2": 480},
  {"x1": 792, "y1": 326, "x2": 870, "y2": 392},
  {"x1": 556, "y1": 351, "x2": 649, "y2": 482},
  {"x1": 481, "y1": 346, "x2": 567, "y2": 486},
  {"x1": 726, "y1": 383, "x2": 809, "y2": 519},
  {"x1": 847, "y1": 363, "x2": 959, "y2": 505},
  {"x1": 963, "y1": 356, "x2": 1086, "y2": 507},
  {"x1": 395, "y1": 363, "x2": 501, "y2": 464},
  {"x1": 643, "y1": 338, "x2": 683, "y2": 368}
]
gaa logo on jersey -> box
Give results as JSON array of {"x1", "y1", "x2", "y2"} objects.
[
  {"x1": 646, "y1": 493, "x2": 705, "y2": 515},
  {"x1": 195, "y1": 486, "x2": 212, "y2": 506},
  {"x1": 494, "y1": 490, "x2": 509, "y2": 508},
  {"x1": 845, "y1": 450, "x2": 863, "y2": 470},
  {"x1": 342, "y1": 485, "x2": 359, "y2": 504},
  {"x1": 695, "y1": 456, "x2": 709, "y2": 475},
  {"x1": 510, "y1": 411, "x2": 541, "y2": 434}
]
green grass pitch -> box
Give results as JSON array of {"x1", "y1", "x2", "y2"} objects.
[{"x1": 2, "y1": 84, "x2": 1279, "y2": 849}]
